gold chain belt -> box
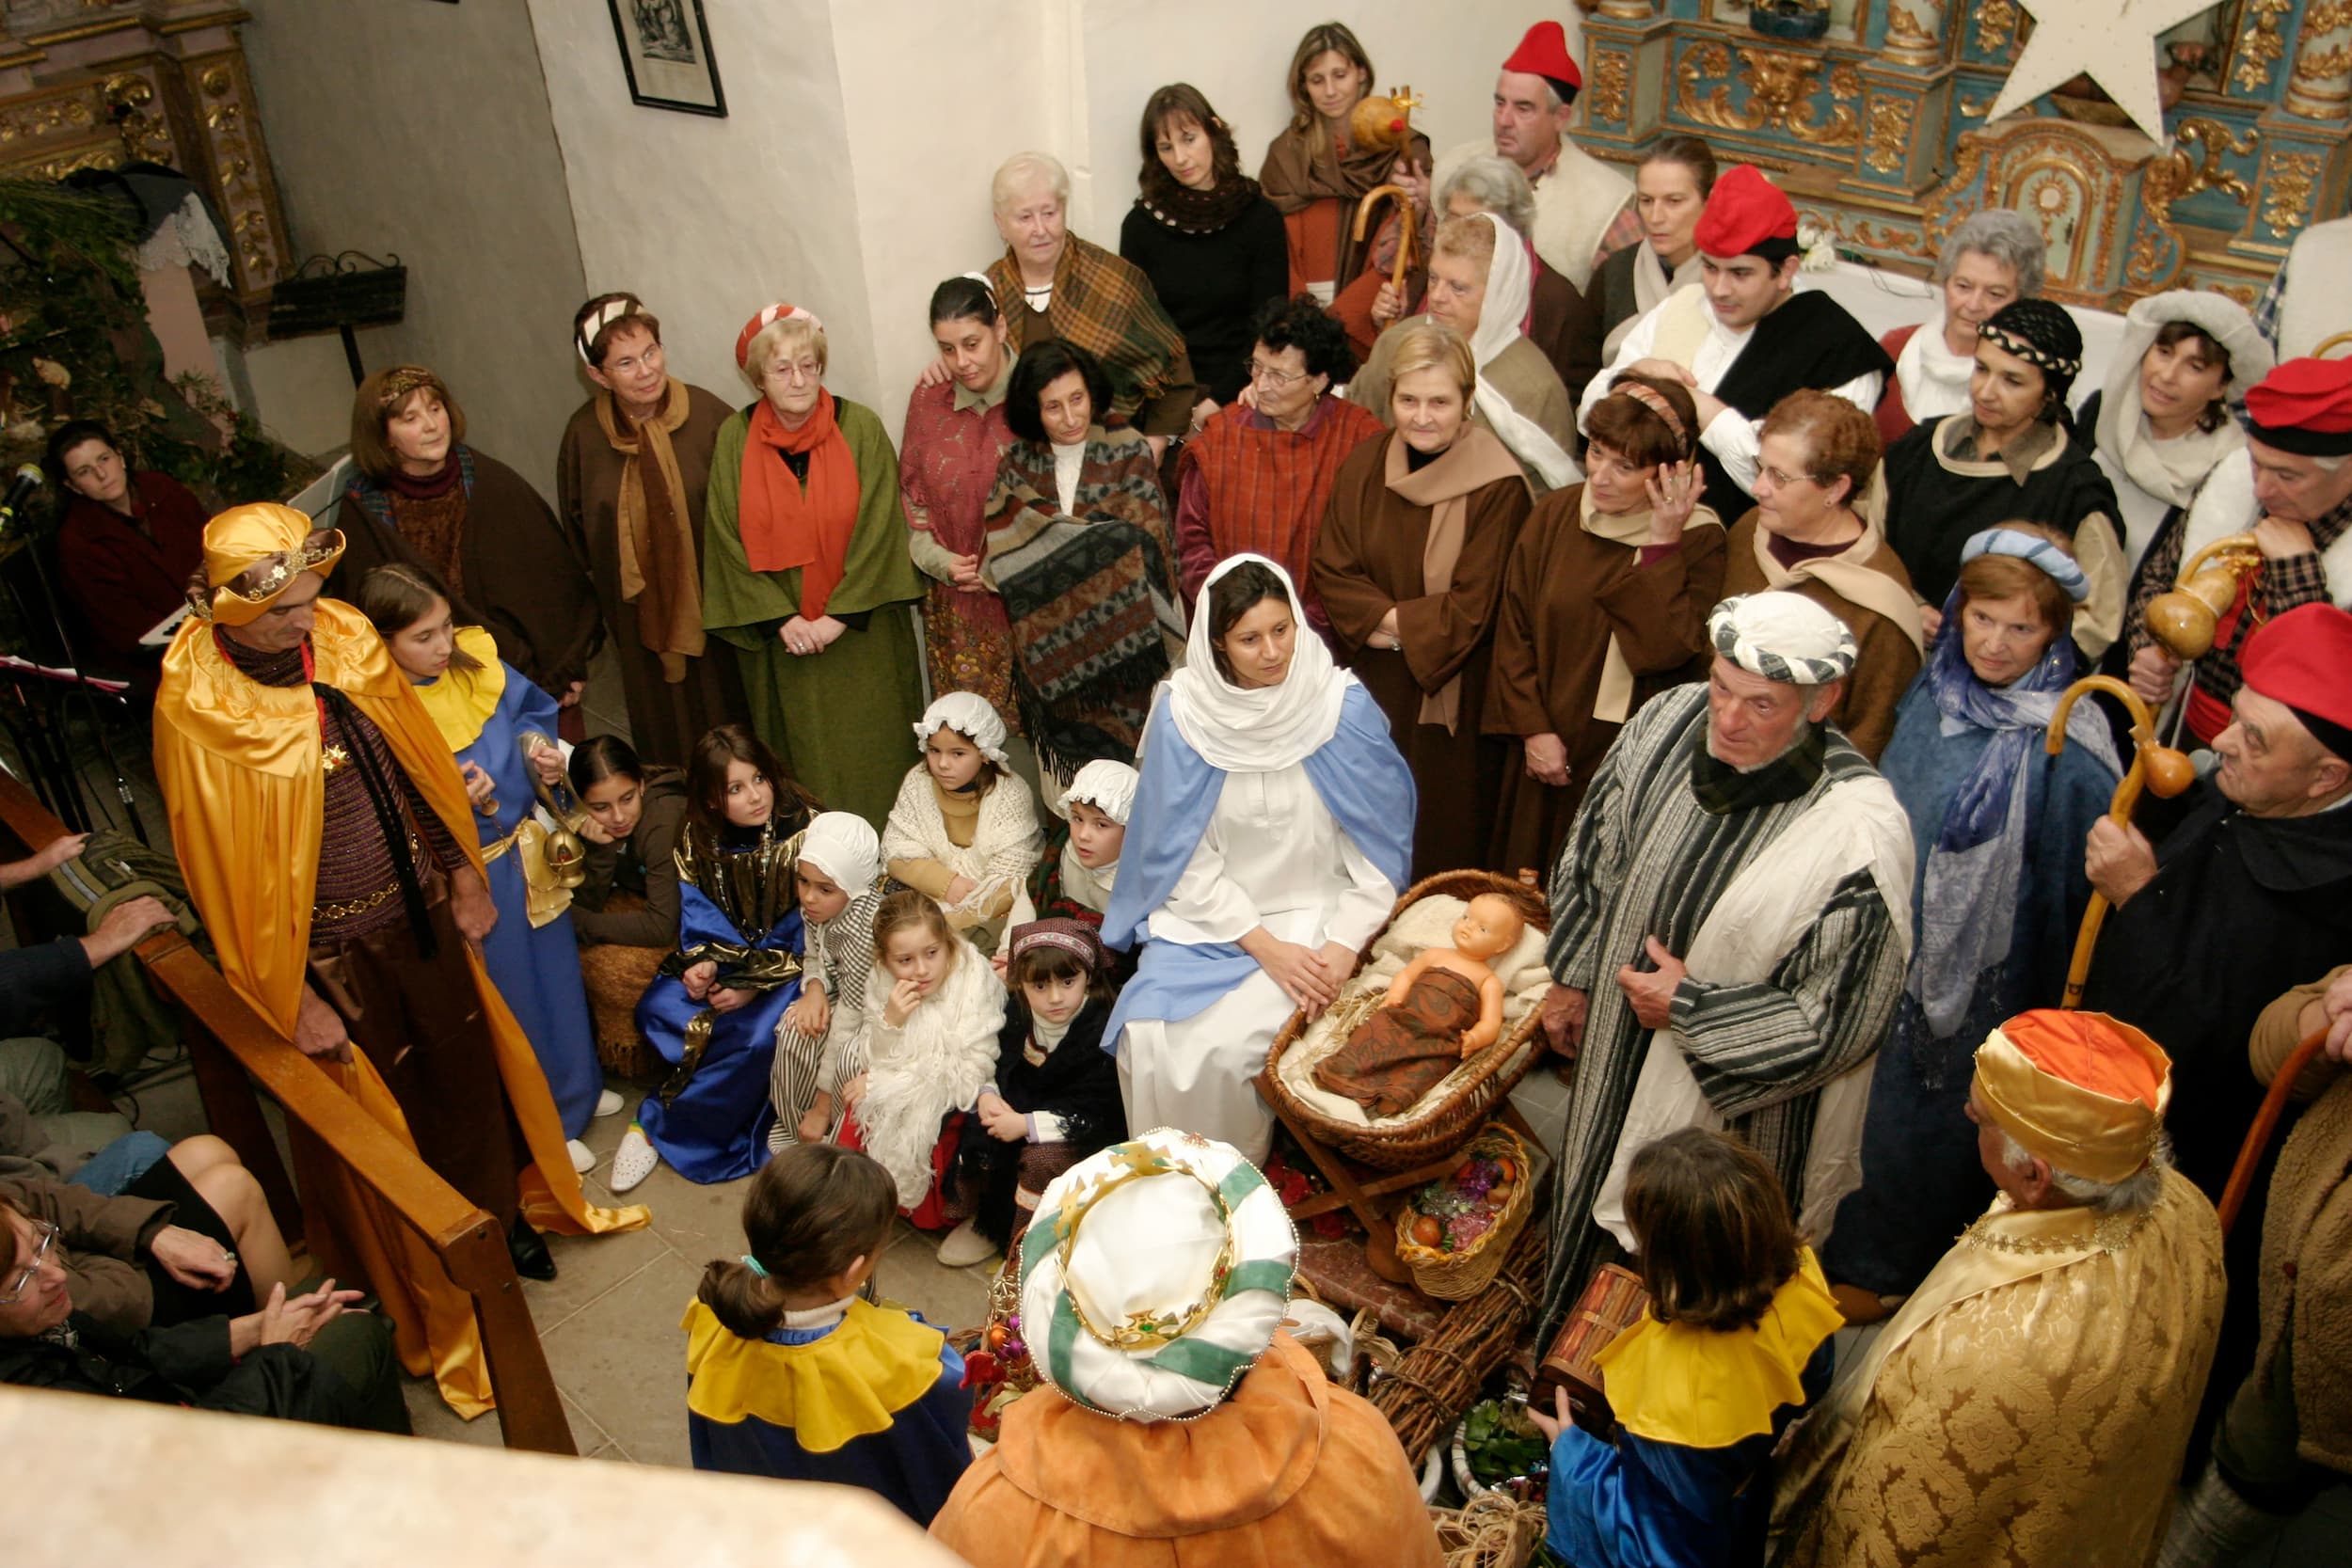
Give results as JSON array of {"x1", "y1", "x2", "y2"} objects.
[{"x1": 314, "y1": 881, "x2": 401, "y2": 922}]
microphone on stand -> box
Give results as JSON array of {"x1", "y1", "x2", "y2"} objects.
[{"x1": 0, "y1": 464, "x2": 44, "y2": 531}]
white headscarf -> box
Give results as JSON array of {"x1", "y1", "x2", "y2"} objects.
[
  {"x1": 1164, "y1": 554, "x2": 1354, "y2": 773},
  {"x1": 914, "y1": 690, "x2": 1009, "y2": 764},
  {"x1": 1458, "y1": 211, "x2": 1581, "y2": 489},
  {"x1": 1894, "y1": 306, "x2": 1978, "y2": 427},
  {"x1": 799, "y1": 811, "x2": 881, "y2": 895},
  {"x1": 1063, "y1": 758, "x2": 1137, "y2": 824},
  {"x1": 2096, "y1": 290, "x2": 2272, "y2": 508}
]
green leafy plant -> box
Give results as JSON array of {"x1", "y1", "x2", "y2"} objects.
[{"x1": 0, "y1": 176, "x2": 311, "y2": 506}]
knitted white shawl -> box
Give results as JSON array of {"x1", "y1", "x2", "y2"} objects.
[
  {"x1": 881, "y1": 765, "x2": 1043, "y2": 926},
  {"x1": 854, "y1": 938, "x2": 1008, "y2": 1207}
]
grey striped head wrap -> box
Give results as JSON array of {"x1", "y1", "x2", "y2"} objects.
[{"x1": 1708, "y1": 592, "x2": 1858, "y2": 685}]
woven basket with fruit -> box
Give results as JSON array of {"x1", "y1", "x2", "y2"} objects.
[{"x1": 1392, "y1": 1123, "x2": 1534, "y2": 1300}]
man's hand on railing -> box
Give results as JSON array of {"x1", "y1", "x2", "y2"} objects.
[
  {"x1": 81, "y1": 895, "x2": 175, "y2": 968},
  {"x1": 294, "y1": 984, "x2": 353, "y2": 1063}
]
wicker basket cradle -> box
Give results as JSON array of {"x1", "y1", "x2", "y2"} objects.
[{"x1": 1260, "y1": 869, "x2": 1550, "y2": 1173}]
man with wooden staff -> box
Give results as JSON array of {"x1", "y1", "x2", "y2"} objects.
[{"x1": 2079, "y1": 599, "x2": 2352, "y2": 1472}]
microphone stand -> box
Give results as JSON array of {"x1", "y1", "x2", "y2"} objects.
[{"x1": 0, "y1": 493, "x2": 150, "y2": 846}]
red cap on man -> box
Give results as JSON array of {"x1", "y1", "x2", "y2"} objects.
[
  {"x1": 2240, "y1": 602, "x2": 2352, "y2": 761},
  {"x1": 1692, "y1": 165, "x2": 1802, "y2": 264},
  {"x1": 1502, "y1": 21, "x2": 1583, "y2": 103},
  {"x1": 2244, "y1": 357, "x2": 2352, "y2": 458}
]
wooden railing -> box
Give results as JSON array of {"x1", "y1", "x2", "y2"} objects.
[{"x1": 0, "y1": 770, "x2": 572, "y2": 1454}]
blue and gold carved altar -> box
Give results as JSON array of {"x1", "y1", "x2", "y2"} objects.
[{"x1": 1579, "y1": 1, "x2": 2351, "y2": 310}]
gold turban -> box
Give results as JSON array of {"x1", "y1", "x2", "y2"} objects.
[
  {"x1": 1971, "y1": 1009, "x2": 2171, "y2": 1184},
  {"x1": 194, "y1": 502, "x2": 344, "y2": 627}
]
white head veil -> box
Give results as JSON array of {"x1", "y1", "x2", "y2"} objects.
[
  {"x1": 1454, "y1": 210, "x2": 1581, "y2": 489},
  {"x1": 1163, "y1": 555, "x2": 1354, "y2": 773}
]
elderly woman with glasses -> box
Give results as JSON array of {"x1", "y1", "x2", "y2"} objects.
[
  {"x1": 702, "y1": 303, "x2": 926, "y2": 827},
  {"x1": 1175, "y1": 294, "x2": 1385, "y2": 633},
  {"x1": 1718, "y1": 390, "x2": 1923, "y2": 761}
]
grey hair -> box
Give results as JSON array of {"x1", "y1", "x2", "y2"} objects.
[
  {"x1": 992, "y1": 151, "x2": 1071, "y2": 215},
  {"x1": 1935, "y1": 210, "x2": 2047, "y2": 300},
  {"x1": 1995, "y1": 1126, "x2": 2169, "y2": 1213},
  {"x1": 1438, "y1": 154, "x2": 1537, "y2": 242}
]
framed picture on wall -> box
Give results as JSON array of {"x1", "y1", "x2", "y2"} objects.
[{"x1": 606, "y1": 0, "x2": 725, "y2": 118}]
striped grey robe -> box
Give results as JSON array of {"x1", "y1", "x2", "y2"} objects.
[{"x1": 1537, "y1": 683, "x2": 1907, "y2": 1337}]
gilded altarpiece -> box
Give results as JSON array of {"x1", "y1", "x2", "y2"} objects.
[
  {"x1": 1579, "y1": 0, "x2": 2352, "y2": 310},
  {"x1": 0, "y1": 3, "x2": 293, "y2": 326}
]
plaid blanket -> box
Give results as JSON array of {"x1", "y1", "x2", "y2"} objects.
[
  {"x1": 988, "y1": 235, "x2": 1188, "y2": 423},
  {"x1": 982, "y1": 432, "x2": 1184, "y2": 776}
]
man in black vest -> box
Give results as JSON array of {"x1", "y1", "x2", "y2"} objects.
[{"x1": 1578, "y1": 165, "x2": 1891, "y2": 517}]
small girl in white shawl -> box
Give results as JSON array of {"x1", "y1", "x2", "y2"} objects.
[
  {"x1": 771, "y1": 812, "x2": 887, "y2": 1150},
  {"x1": 883, "y1": 692, "x2": 1043, "y2": 953},
  {"x1": 838, "y1": 889, "x2": 1008, "y2": 1226}
]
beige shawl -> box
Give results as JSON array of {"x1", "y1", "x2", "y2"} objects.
[
  {"x1": 595, "y1": 377, "x2": 705, "y2": 678},
  {"x1": 1581, "y1": 487, "x2": 1724, "y2": 722},
  {"x1": 1384, "y1": 427, "x2": 1525, "y2": 733}
]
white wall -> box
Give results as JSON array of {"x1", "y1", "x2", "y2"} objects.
[{"x1": 233, "y1": 0, "x2": 589, "y2": 495}]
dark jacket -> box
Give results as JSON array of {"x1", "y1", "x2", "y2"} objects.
[{"x1": 0, "y1": 1312, "x2": 374, "y2": 1430}]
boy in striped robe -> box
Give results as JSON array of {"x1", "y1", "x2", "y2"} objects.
[{"x1": 1533, "y1": 591, "x2": 1915, "y2": 1339}]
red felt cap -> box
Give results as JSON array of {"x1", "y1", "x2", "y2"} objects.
[
  {"x1": 2240, "y1": 603, "x2": 2352, "y2": 754},
  {"x1": 1502, "y1": 21, "x2": 1582, "y2": 92},
  {"x1": 1692, "y1": 166, "x2": 1800, "y2": 261},
  {"x1": 2245, "y1": 357, "x2": 2352, "y2": 457}
]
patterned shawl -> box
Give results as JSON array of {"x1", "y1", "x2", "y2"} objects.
[
  {"x1": 987, "y1": 235, "x2": 1187, "y2": 424},
  {"x1": 980, "y1": 430, "x2": 1184, "y2": 777}
]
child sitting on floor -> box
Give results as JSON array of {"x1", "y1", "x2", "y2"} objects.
[
  {"x1": 1532, "y1": 1128, "x2": 1843, "y2": 1568},
  {"x1": 883, "y1": 692, "x2": 1042, "y2": 952},
  {"x1": 940, "y1": 918, "x2": 1128, "y2": 1266},
  {"x1": 683, "y1": 1143, "x2": 972, "y2": 1525},
  {"x1": 773, "y1": 812, "x2": 887, "y2": 1151},
  {"x1": 835, "y1": 890, "x2": 1007, "y2": 1229}
]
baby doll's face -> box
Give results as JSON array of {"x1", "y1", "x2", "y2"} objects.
[
  {"x1": 883, "y1": 923, "x2": 954, "y2": 995},
  {"x1": 1067, "y1": 800, "x2": 1125, "y2": 869},
  {"x1": 1451, "y1": 895, "x2": 1524, "y2": 960},
  {"x1": 1023, "y1": 968, "x2": 1089, "y2": 1026},
  {"x1": 795, "y1": 863, "x2": 850, "y2": 925},
  {"x1": 923, "y1": 726, "x2": 985, "y2": 792},
  {"x1": 721, "y1": 757, "x2": 773, "y2": 829}
]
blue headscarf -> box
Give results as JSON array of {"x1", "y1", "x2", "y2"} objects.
[{"x1": 1909, "y1": 530, "x2": 2118, "y2": 1035}]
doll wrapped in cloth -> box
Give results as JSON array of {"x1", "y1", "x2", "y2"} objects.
[{"x1": 1313, "y1": 893, "x2": 1525, "y2": 1117}]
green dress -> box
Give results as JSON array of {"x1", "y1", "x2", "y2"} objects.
[{"x1": 703, "y1": 397, "x2": 925, "y2": 827}]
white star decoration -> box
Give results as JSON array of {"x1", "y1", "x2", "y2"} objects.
[{"x1": 1983, "y1": 0, "x2": 2220, "y2": 145}]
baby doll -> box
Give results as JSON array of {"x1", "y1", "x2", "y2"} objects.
[
  {"x1": 1314, "y1": 893, "x2": 1526, "y2": 1117},
  {"x1": 882, "y1": 691, "x2": 1043, "y2": 953}
]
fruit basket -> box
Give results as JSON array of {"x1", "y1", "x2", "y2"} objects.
[{"x1": 1391, "y1": 1123, "x2": 1534, "y2": 1300}]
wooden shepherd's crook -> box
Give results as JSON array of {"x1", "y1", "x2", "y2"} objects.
[
  {"x1": 2044, "y1": 675, "x2": 2195, "y2": 1009},
  {"x1": 1352, "y1": 184, "x2": 1418, "y2": 299},
  {"x1": 2219, "y1": 1023, "x2": 2332, "y2": 1238}
]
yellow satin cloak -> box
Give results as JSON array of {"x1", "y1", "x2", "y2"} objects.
[{"x1": 153, "y1": 599, "x2": 646, "y2": 1418}]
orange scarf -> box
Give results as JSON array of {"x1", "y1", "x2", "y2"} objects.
[{"x1": 740, "y1": 388, "x2": 859, "y2": 617}]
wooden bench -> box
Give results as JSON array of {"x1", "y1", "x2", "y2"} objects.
[{"x1": 0, "y1": 771, "x2": 572, "y2": 1453}]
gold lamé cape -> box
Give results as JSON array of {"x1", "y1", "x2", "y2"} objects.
[
  {"x1": 1772, "y1": 1166, "x2": 2225, "y2": 1567},
  {"x1": 151, "y1": 597, "x2": 647, "y2": 1418}
]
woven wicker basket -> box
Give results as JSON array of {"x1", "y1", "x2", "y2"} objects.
[
  {"x1": 1392, "y1": 1123, "x2": 1535, "y2": 1300},
  {"x1": 1261, "y1": 870, "x2": 1549, "y2": 1172}
]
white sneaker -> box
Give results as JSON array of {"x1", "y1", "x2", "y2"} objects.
[
  {"x1": 566, "y1": 1138, "x2": 596, "y2": 1174},
  {"x1": 610, "y1": 1124, "x2": 660, "y2": 1193},
  {"x1": 593, "y1": 1089, "x2": 625, "y2": 1118},
  {"x1": 936, "y1": 1219, "x2": 999, "y2": 1268}
]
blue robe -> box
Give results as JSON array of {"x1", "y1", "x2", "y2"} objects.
[
  {"x1": 636, "y1": 840, "x2": 803, "y2": 1183},
  {"x1": 1823, "y1": 678, "x2": 2118, "y2": 1296},
  {"x1": 1100, "y1": 682, "x2": 1415, "y2": 1049},
  {"x1": 440, "y1": 662, "x2": 602, "y2": 1137},
  {"x1": 685, "y1": 1300, "x2": 972, "y2": 1527}
]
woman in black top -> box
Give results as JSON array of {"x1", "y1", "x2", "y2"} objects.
[{"x1": 1119, "y1": 82, "x2": 1287, "y2": 421}]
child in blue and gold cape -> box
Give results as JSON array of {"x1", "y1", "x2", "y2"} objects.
[
  {"x1": 1533, "y1": 1128, "x2": 1843, "y2": 1568},
  {"x1": 682, "y1": 1143, "x2": 971, "y2": 1524}
]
